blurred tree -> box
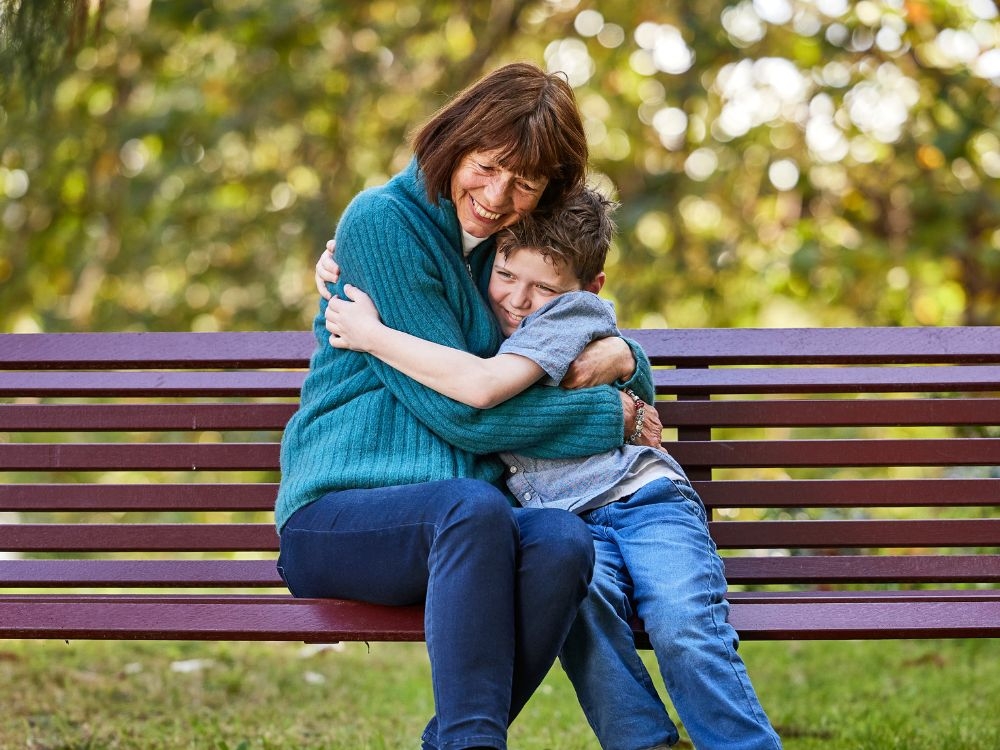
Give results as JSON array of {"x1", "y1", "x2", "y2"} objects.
[{"x1": 1, "y1": 0, "x2": 998, "y2": 333}]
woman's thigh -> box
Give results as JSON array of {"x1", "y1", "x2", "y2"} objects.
[{"x1": 278, "y1": 478, "x2": 515, "y2": 604}]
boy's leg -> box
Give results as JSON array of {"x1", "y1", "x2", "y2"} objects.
[
  {"x1": 558, "y1": 526, "x2": 680, "y2": 750},
  {"x1": 616, "y1": 477, "x2": 782, "y2": 750}
]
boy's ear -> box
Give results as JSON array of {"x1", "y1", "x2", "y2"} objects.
[{"x1": 584, "y1": 272, "x2": 606, "y2": 294}]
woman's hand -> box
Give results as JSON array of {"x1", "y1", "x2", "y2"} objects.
[
  {"x1": 561, "y1": 337, "x2": 636, "y2": 389},
  {"x1": 315, "y1": 240, "x2": 341, "y2": 300},
  {"x1": 325, "y1": 284, "x2": 382, "y2": 351},
  {"x1": 619, "y1": 391, "x2": 664, "y2": 448}
]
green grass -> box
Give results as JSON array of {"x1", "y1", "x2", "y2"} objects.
[{"x1": 1, "y1": 638, "x2": 998, "y2": 749}]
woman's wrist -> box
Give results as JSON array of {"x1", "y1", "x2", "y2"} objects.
[{"x1": 622, "y1": 388, "x2": 646, "y2": 444}]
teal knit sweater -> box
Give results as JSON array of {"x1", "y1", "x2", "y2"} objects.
[{"x1": 274, "y1": 159, "x2": 652, "y2": 531}]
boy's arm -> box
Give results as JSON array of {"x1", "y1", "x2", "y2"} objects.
[{"x1": 326, "y1": 284, "x2": 544, "y2": 409}]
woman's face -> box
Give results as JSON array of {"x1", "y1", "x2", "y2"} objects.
[{"x1": 450, "y1": 150, "x2": 549, "y2": 238}]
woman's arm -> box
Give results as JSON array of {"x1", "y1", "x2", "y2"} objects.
[
  {"x1": 317, "y1": 238, "x2": 653, "y2": 401},
  {"x1": 327, "y1": 284, "x2": 544, "y2": 409},
  {"x1": 331, "y1": 193, "x2": 626, "y2": 459}
]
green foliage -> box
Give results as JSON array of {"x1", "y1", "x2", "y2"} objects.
[{"x1": 2, "y1": 0, "x2": 999, "y2": 333}]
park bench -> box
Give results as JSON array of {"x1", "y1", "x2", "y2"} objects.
[{"x1": 1, "y1": 328, "x2": 998, "y2": 644}]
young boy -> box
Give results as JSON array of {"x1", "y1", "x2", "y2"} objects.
[{"x1": 325, "y1": 188, "x2": 782, "y2": 750}]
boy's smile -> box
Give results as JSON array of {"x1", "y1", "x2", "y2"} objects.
[{"x1": 488, "y1": 247, "x2": 582, "y2": 337}]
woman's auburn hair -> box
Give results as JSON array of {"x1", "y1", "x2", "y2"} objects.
[{"x1": 412, "y1": 62, "x2": 588, "y2": 212}]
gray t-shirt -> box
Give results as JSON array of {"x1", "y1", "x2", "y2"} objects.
[{"x1": 497, "y1": 291, "x2": 686, "y2": 514}]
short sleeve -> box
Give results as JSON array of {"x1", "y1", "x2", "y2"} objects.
[{"x1": 498, "y1": 292, "x2": 620, "y2": 384}]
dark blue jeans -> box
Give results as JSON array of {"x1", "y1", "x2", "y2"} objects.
[{"x1": 277, "y1": 478, "x2": 594, "y2": 750}]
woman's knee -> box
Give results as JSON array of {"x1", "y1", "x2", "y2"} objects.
[
  {"x1": 524, "y1": 510, "x2": 595, "y2": 579},
  {"x1": 440, "y1": 479, "x2": 515, "y2": 523}
]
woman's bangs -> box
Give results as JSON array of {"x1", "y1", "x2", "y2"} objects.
[{"x1": 493, "y1": 128, "x2": 560, "y2": 182}]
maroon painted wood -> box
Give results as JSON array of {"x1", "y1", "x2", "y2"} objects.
[
  {"x1": 0, "y1": 403, "x2": 296, "y2": 431},
  {"x1": 0, "y1": 331, "x2": 317, "y2": 370},
  {"x1": 0, "y1": 483, "x2": 277, "y2": 512},
  {"x1": 2, "y1": 555, "x2": 996, "y2": 589},
  {"x1": 696, "y1": 479, "x2": 1000, "y2": 508},
  {"x1": 0, "y1": 370, "x2": 304, "y2": 397},
  {"x1": 667, "y1": 438, "x2": 1000, "y2": 468},
  {"x1": 659, "y1": 398, "x2": 1000, "y2": 427},
  {"x1": 0, "y1": 523, "x2": 277, "y2": 552},
  {"x1": 0, "y1": 443, "x2": 280, "y2": 471},
  {"x1": 654, "y1": 364, "x2": 1000, "y2": 394},
  {"x1": 1, "y1": 329, "x2": 998, "y2": 644},
  {"x1": 0, "y1": 596, "x2": 426, "y2": 642},
  {"x1": 0, "y1": 559, "x2": 283, "y2": 587}
]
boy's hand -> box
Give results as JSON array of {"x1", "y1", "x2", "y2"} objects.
[
  {"x1": 315, "y1": 240, "x2": 341, "y2": 300},
  {"x1": 326, "y1": 284, "x2": 382, "y2": 351},
  {"x1": 561, "y1": 336, "x2": 635, "y2": 389}
]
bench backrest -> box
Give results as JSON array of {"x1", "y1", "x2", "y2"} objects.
[{"x1": 1, "y1": 329, "x2": 998, "y2": 599}]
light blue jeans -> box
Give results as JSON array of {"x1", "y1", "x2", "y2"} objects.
[{"x1": 559, "y1": 477, "x2": 782, "y2": 750}]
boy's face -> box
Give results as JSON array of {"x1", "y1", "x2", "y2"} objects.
[{"x1": 488, "y1": 246, "x2": 601, "y2": 337}]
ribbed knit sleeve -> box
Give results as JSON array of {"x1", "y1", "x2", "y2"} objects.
[{"x1": 619, "y1": 338, "x2": 655, "y2": 404}]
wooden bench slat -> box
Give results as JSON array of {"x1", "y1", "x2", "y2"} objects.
[
  {"x1": 0, "y1": 596, "x2": 426, "y2": 642},
  {"x1": 0, "y1": 483, "x2": 277, "y2": 512},
  {"x1": 3, "y1": 555, "x2": 996, "y2": 589},
  {"x1": 3, "y1": 519, "x2": 995, "y2": 553},
  {"x1": 0, "y1": 524, "x2": 277, "y2": 552},
  {"x1": 711, "y1": 518, "x2": 1000, "y2": 549},
  {"x1": 0, "y1": 559, "x2": 281, "y2": 587},
  {"x1": 0, "y1": 443, "x2": 280, "y2": 471},
  {"x1": 4, "y1": 480, "x2": 993, "y2": 514},
  {"x1": 0, "y1": 371, "x2": 305, "y2": 398},
  {"x1": 0, "y1": 595, "x2": 996, "y2": 641},
  {"x1": 3, "y1": 480, "x2": 993, "y2": 514},
  {"x1": 653, "y1": 364, "x2": 1000, "y2": 394},
  {"x1": 0, "y1": 403, "x2": 297, "y2": 432},
  {"x1": 660, "y1": 398, "x2": 1000, "y2": 427},
  {"x1": 14, "y1": 439, "x2": 995, "y2": 473},
  {"x1": 725, "y1": 589, "x2": 1000, "y2": 603},
  {"x1": 0, "y1": 331, "x2": 316, "y2": 370},
  {"x1": 630, "y1": 326, "x2": 1000, "y2": 366},
  {"x1": 721, "y1": 554, "x2": 1000, "y2": 583},
  {"x1": 6, "y1": 328, "x2": 999, "y2": 369},
  {"x1": 697, "y1": 478, "x2": 1000, "y2": 508},
  {"x1": 12, "y1": 365, "x2": 999, "y2": 399},
  {"x1": 722, "y1": 600, "x2": 1000, "y2": 640},
  {"x1": 668, "y1": 438, "x2": 1000, "y2": 468}
]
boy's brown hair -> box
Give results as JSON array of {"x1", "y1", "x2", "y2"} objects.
[
  {"x1": 412, "y1": 62, "x2": 588, "y2": 212},
  {"x1": 496, "y1": 186, "x2": 617, "y2": 285}
]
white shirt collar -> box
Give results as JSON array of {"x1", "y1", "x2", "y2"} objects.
[{"x1": 461, "y1": 229, "x2": 488, "y2": 256}]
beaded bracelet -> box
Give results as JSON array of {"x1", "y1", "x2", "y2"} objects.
[{"x1": 623, "y1": 388, "x2": 646, "y2": 444}]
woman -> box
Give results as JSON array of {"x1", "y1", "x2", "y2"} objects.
[{"x1": 277, "y1": 63, "x2": 653, "y2": 750}]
